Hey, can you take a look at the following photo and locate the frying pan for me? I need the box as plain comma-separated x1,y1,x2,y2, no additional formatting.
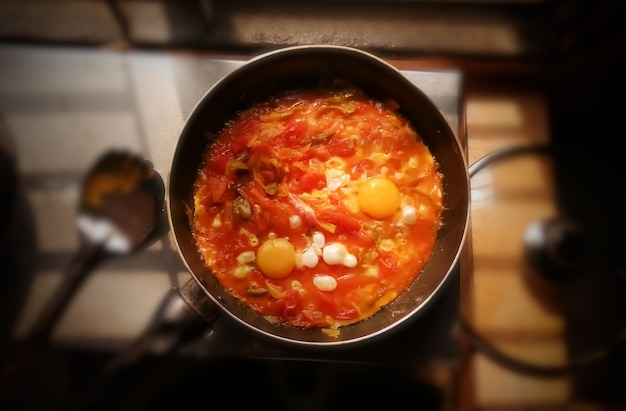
97,46,469,377
163,44,470,348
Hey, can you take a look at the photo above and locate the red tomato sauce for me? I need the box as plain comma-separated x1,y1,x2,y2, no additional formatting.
192,87,443,331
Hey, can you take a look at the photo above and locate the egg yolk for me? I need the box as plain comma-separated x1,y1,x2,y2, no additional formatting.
358,176,400,219
256,238,296,279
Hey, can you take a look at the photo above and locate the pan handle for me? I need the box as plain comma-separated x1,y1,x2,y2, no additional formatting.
106,278,219,373
69,278,220,410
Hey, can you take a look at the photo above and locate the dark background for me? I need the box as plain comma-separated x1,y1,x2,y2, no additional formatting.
1,0,626,409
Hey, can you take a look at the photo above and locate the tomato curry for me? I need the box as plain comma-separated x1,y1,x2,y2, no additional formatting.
191,86,443,332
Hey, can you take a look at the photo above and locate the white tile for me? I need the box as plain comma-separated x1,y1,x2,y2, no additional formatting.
0,45,128,94
14,270,174,342
26,186,81,252
58,270,173,341
9,111,142,174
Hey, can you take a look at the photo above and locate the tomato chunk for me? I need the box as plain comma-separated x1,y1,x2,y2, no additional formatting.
299,172,327,192
316,209,361,235
326,137,356,157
